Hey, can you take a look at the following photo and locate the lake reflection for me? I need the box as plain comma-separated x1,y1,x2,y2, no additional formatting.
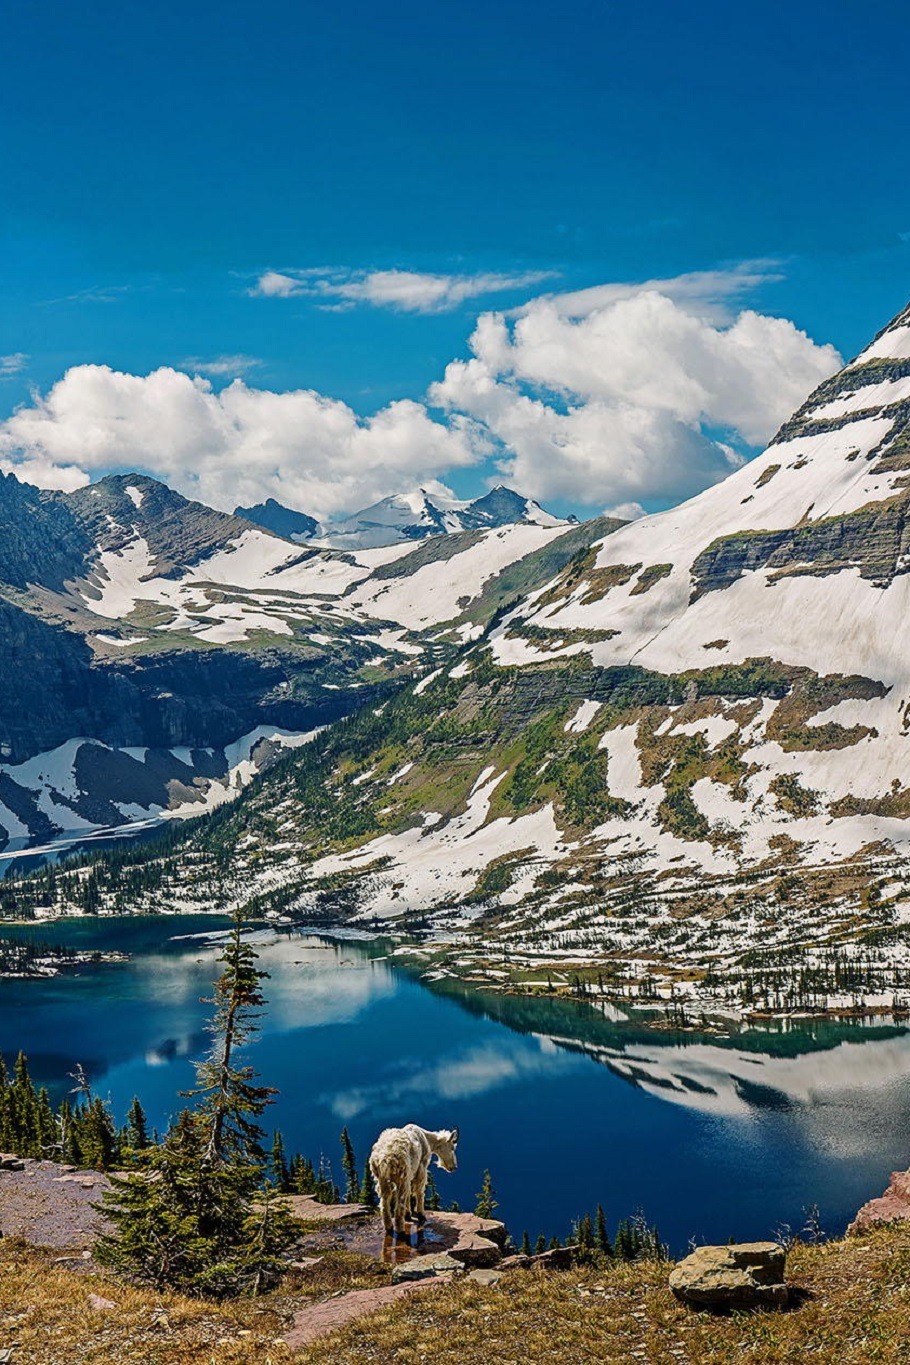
1,916,909,1251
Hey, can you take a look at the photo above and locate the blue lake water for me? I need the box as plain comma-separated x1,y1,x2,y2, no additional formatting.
2,914,910,1252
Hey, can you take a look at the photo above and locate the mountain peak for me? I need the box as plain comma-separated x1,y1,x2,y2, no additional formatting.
234,498,318,542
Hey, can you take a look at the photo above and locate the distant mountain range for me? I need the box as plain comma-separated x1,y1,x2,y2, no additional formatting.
0,470,611,854
236,484,572,550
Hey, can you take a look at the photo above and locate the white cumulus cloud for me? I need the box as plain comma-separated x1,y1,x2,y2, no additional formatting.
250,266,556,312
428,280,841,509
0,365,487,520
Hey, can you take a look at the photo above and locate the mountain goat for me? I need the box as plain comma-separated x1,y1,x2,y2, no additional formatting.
369,1123,459,1237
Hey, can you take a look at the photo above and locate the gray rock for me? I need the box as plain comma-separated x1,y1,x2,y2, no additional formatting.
467,1268,502,1286
669,1242,788,1311
391,1253,466,1283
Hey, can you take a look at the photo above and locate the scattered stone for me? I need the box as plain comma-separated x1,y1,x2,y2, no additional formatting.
288,1256,324,1271
849,1168,910,1233
282,1281,441,1349
467,1268,502,1286
391,1252,465,1283
0,1158,25,1173
669,1242,788,1311
87,1294,115,1312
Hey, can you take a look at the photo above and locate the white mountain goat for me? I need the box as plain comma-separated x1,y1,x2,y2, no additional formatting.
369,1124,459,1237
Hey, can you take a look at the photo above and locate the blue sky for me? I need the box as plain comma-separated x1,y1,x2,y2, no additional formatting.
1,0,908,520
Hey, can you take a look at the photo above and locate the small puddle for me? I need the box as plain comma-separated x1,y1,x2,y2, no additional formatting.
300,1214,454,1265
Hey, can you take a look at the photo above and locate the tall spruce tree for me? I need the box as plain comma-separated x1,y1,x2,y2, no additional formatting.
96,913,297,1297
339,1127,358,1203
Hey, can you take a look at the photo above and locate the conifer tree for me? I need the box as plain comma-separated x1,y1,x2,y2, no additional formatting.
521,1230,532,1256
358,1161,377,1208
595,1203,612,1257
535,1233,547,1254
96,913,297,1297
270,1130,290,1192
339,1126,358,1202
126,1097,150,1152
474,1169,498,1219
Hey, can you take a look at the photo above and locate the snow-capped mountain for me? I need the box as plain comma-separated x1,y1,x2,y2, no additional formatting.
0,471,609,854
234,497,318,541
63,294,910,1016
310,484,570,550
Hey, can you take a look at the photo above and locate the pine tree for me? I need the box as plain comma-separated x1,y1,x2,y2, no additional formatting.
126,1097,150,1153
474,1169,498,1219
96,913,297,1298
270,1131,290,1192
521,1230,532,1255
424,1169,441,1212
358,1161,377,1208
535,1233,547,1254
339,1127,358,1203
595,1203,612,1257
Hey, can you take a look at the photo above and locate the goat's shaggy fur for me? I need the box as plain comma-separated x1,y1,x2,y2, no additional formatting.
369,1124,459,1236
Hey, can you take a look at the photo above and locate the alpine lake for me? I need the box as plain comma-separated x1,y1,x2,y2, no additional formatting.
1,913,909,1253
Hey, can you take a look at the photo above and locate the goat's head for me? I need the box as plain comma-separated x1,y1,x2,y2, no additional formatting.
434,1127,459,1172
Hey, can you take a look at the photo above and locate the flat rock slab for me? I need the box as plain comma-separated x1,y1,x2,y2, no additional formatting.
391,1252,465,1283
669,1242,788,1312
0,1159,112,1250
282,1280,441,1349
850,1169,910,1233
430,1211,509,1249
281,1195,372,1224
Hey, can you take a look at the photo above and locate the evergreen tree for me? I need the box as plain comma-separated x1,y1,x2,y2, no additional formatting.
595,1203,612,1257
126,1097,150,1152
358,1161,377,1208
534,1233,546,1254
521,1230,532,1256
96,913,297,1297
474,1169,498,1219
339,1127,358,1203
424,1168,441,1212
270,1130,290,1192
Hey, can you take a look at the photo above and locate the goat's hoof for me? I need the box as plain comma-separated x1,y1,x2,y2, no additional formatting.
415,1213,427,1226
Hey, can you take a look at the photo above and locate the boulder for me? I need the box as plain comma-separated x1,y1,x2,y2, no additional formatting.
391,1252,465,1283
467,1267,502,1286
500,1246,574,1272
426,1211,507,1267
669,1242,788,1311
430,1210,509,1248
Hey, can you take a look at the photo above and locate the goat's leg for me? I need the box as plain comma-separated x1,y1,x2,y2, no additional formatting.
412,1170,428,1226
379,1182,394,1236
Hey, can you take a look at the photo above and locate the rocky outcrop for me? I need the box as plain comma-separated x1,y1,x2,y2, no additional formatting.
669,1242,788,1311
849,1168,910,1233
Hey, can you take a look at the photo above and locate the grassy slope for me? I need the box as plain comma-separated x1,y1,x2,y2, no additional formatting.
4,1226,910,1362
300,1227,910,1364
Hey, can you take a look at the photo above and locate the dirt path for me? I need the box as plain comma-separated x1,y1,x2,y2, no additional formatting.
0,1159,112,1254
